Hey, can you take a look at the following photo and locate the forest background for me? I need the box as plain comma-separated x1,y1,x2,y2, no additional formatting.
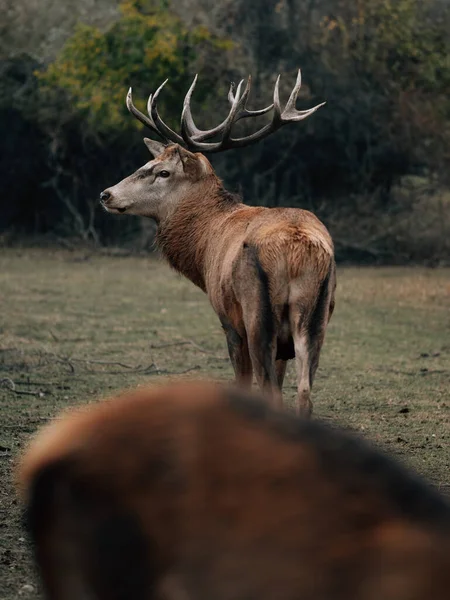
1,0,449,263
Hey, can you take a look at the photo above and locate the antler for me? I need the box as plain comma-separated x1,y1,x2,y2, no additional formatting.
126,70,325,153
180,75,274,144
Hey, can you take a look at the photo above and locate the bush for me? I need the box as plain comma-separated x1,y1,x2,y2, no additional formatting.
2,0,233,244
39,0,233,134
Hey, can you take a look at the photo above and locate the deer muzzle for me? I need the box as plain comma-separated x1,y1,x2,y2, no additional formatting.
100,190,127,213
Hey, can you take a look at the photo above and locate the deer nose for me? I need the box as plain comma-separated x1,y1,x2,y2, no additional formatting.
100,191,111,203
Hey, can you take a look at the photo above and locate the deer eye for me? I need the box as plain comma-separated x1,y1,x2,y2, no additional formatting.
159,170,170,178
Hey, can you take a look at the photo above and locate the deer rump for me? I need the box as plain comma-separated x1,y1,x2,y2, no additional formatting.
207,207,336,415
234,218,334,363
17,382,450,600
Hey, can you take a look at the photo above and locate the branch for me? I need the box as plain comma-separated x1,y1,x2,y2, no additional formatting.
150,339,226,358
69,358,137,369
99,364,202,376
149,365,201,376
1,378,46,397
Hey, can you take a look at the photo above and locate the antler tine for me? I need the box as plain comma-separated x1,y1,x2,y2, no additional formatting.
273,74,283,123
182,75,273,146
180,75,203,139
228,75,274,119
282,68,326,121
228,76,249,111
227,81,236,105
180,76,222,145
181,75,244,142
146,93,155,125
217,79,247,145
284,68,302,114
181,76,260,151
126,88,168,140
148,79,184,145
207,76,283,151
181,77,246,145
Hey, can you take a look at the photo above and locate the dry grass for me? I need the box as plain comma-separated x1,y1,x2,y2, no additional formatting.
0,249,449,598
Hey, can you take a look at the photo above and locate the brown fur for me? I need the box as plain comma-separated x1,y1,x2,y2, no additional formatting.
102,144,336,415
17,380,450,600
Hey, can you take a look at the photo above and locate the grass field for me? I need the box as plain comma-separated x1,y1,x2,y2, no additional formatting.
1,248,449,598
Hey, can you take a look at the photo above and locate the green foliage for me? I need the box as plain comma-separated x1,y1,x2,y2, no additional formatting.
280,0,450,194
317,0,450,93
38,0,233,133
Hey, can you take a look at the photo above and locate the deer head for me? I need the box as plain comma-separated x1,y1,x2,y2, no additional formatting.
100,71,325,221
100,141,213,221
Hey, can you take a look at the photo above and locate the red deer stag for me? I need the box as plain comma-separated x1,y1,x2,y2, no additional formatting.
17,381,450,600
100,71,336,416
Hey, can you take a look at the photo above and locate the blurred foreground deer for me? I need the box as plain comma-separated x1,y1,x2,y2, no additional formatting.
17,381,450,600
101,71,335,416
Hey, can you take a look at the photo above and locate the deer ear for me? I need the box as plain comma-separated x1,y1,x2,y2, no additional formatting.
196,154,214,176
176,146,211,179
143,138,166,158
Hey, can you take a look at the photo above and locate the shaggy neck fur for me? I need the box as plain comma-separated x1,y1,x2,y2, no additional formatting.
156,176,242,291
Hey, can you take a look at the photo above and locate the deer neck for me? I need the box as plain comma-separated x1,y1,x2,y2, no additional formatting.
156,178,242,292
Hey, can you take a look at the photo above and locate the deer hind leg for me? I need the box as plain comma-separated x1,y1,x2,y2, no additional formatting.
234,243,283,408
247,329,281,410
238,259,282,408
275,359,288,388
220,318,253,390
290,265,335,418
240,295,280,406
292,330,313,418
292,310,331,418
